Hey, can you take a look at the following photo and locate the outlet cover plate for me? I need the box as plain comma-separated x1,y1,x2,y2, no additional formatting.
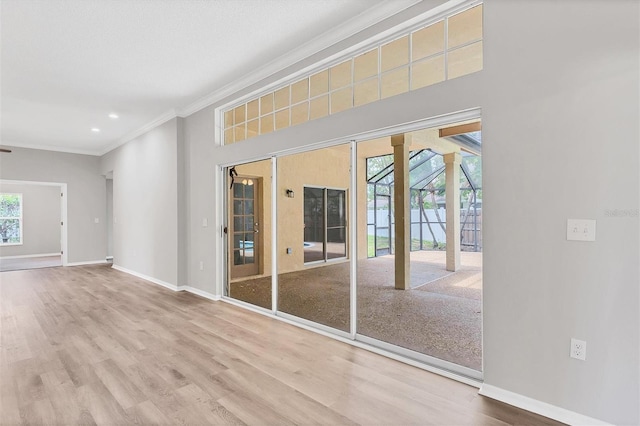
570,338,587,360
567,219,596,241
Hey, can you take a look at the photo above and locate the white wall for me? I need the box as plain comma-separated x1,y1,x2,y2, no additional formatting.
179,1,638,424
0,183,61,257
0,147,106,263
100,118,184,287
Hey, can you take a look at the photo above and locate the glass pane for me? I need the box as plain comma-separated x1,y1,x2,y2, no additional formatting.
227,159,272,310
277,144,351,333
354,48,378,82
354,78,379,107
447,41,483,79
233,249,244,265
244,200,254,215
234,124,246,143
291,102,309,126
291,78,309,104
275,86,290,111
233,234,242,249
330,87,353,115
224,110,233,128
381,35,409,72
0,219,20,244
411,55,445,90
412,21,445,61
247,119,259,139
234,105,246,124
357,128,483,373
275,109,290,130
309,70,329,97
309,95,329,120
260,93,274,115
233,200,243,215
260,114,274,135
327,227,346,260
327,190,346,227
247,99,259,120
234,216,243,233
245,181,254,198
224,127,234,144
448,5,483,49
381,67,409,99
330,60,352,90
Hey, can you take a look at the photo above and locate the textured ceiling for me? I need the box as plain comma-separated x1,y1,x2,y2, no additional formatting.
1,0,416,155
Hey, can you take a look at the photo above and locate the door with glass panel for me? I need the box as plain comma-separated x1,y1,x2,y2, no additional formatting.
230,176,261,279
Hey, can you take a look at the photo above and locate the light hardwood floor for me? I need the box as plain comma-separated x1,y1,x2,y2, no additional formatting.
0,265,562,425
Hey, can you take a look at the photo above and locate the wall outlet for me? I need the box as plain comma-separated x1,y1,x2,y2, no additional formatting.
286,247,292,254
570,338,586,360
199,261,204,271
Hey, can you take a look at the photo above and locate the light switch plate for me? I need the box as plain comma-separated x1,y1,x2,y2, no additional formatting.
567,219,596,241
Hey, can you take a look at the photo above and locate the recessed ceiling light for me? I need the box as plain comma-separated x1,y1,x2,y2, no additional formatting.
108,113,119,119
91,128,100,132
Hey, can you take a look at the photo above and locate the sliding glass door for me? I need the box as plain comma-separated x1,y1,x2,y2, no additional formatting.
303,187,347,263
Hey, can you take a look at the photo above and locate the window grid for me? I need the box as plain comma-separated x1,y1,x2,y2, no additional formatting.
223,4,482,145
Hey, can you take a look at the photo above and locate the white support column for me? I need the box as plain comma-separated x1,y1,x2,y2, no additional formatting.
444,152,461,272
391,134,410,290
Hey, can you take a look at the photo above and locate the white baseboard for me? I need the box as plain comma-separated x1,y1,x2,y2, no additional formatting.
178,285,220,301
112,265,179,291
65,259,108,266
112,265,219,301
0,252,60,260
479,384,612,426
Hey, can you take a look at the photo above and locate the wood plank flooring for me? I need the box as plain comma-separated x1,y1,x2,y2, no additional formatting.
0,265,562,425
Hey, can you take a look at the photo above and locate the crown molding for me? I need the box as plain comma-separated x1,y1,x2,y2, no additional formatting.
178,0,421,117
98,109,178,156
0,141,102,156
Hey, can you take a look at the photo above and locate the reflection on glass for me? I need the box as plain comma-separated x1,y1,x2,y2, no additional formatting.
227,159,272,310
304,187,325,263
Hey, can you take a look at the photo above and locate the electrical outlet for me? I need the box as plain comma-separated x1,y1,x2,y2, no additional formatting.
199,261,204,271
570,338,586,360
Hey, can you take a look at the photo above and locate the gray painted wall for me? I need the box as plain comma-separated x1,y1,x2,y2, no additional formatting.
0,183,61,257
181,1,639,424
106,179,113,257
100,118,183,286
0,148,106,264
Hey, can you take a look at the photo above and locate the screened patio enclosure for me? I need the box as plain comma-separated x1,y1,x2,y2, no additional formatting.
366,131,482,258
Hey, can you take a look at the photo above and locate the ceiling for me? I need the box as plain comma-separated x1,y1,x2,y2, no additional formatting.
1,0,418,156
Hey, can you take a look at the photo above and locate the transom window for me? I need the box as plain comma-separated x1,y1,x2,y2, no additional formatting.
222,3,483,145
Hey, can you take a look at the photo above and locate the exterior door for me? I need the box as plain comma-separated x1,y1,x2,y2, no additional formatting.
230,176,261,279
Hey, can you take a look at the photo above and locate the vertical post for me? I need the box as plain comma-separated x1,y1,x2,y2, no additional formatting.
444,152,461,272
391,134,410,290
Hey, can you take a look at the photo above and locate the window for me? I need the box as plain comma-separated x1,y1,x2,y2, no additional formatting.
222,4,483,145
0,193,23,245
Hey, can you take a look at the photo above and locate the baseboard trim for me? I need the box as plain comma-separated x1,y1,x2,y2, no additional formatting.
112,265,179,291
479,384,612,426
178,285,220,301
111,265,219,301
66,259,108,267
0,252,60,260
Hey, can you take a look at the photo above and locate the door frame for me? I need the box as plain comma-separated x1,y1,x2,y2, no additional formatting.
0,179,67,266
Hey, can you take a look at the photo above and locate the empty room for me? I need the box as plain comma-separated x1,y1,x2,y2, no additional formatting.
1,1,638,425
